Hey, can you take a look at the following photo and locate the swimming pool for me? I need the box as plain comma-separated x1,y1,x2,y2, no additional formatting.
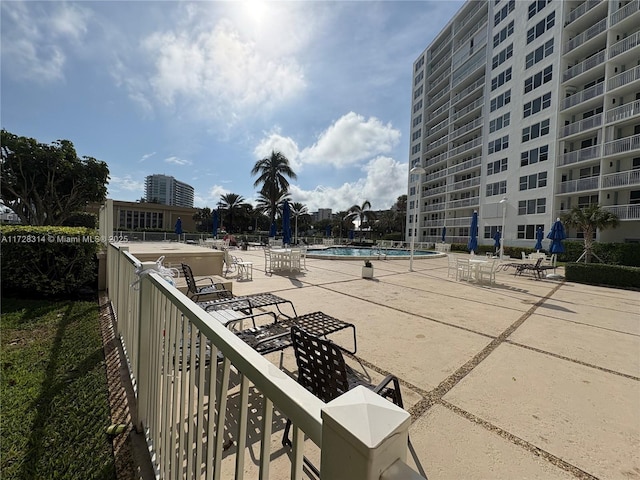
306,246,442,260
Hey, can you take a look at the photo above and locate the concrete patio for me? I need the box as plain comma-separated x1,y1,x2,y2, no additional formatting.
191,246,639,479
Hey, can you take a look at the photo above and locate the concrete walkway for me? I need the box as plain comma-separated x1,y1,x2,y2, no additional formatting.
212,247,639,479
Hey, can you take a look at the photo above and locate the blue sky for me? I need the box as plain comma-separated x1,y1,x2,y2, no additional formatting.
1,0,463,212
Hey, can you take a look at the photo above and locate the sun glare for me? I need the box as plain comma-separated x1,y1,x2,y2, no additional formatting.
243,0,269,24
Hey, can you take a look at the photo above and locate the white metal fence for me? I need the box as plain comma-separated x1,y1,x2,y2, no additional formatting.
106,243,423,479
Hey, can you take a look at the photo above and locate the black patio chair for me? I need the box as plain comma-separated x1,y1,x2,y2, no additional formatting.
181,263,232,302
282,325,425,477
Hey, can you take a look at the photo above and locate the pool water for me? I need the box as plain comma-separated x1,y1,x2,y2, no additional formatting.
306,246,439,259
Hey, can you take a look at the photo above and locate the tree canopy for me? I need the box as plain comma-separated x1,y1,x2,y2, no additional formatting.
1,129,109,225
561,204,619,263
251,151,297,225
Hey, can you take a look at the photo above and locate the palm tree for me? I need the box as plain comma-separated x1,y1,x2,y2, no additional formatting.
347,200,376,240
219,193,247,233
561,204,619,263
251,151,297,225
290,202,308,244
192,207,212,232
255,190,291,229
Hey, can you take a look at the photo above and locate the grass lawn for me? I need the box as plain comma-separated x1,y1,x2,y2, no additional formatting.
1,297,116,480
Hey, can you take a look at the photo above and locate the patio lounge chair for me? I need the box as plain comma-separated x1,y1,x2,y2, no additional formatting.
181,263,232,302
282,325,426,478
198,292,298,319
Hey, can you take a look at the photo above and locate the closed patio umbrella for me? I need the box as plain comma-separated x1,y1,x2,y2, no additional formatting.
547,218,566,254
212,210,219,238
493,230,501,252
282,201,291,245
269,221,277,238
535,226,544,251
441,226,447,243
326,225,331,237
467,211,478,253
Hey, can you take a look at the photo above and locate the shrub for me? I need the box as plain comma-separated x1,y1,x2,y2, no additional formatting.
565,262,640,290
0,226,99,298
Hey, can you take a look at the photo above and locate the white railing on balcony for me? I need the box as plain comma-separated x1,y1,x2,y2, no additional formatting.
431,33,452,58
602,203,640,220
452,48,486,88
429,169,449,181
448,155,482,175
451,77,485,104
449,137,482,157
451,117,483,140
429,85,449,104
558,145,602,166
601,169,640,188
106,244,422,480
565,0,602,26
560,113,602,138
425,203,446,212
610,0,640,26
447,197,480,209
606,99,640,124
563,50,606,82
427,118,449,137
447,216,473,227
428,100,450,120
563,18,607,53
561,82,604,110
609,30,640,58
608,64,640,91
425,151,448,168
557,176,600,194
428,68,451,91
451,98,483,121
430,54,451,76
426,135,449,152
446,176,481,193
603,133,640,156
426,184,447,195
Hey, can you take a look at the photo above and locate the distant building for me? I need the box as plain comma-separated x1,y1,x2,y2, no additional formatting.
145,174,194,208
312,208,333,222
86,199,197,231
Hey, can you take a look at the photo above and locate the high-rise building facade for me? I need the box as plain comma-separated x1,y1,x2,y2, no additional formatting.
145,174,194,208
408,0,640,249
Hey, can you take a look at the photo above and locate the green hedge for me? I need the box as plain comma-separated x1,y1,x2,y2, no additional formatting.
565,262,640,290
0,226,99,298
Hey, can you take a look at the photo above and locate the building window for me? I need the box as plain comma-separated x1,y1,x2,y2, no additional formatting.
519,171,548,191
493,20,514,48
517,223,546,239
492,44,513,69
522,119,550,142
526,11,555,44
494,0,515,26
524,65,553,93
525,39,554,69
486,180,507,196
488,135,509,154
490,112,511,133
487,158,508,175
528,0,552,19
521,145,549,166
578,195,599,207
491,67,513,91
523,92,552,117
490,89,511,112
518,198,546,215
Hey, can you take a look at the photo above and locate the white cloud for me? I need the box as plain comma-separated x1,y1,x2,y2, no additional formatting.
109,175,145,195
253,131,301,169
0,2,90,83
165,156,192,166
139,152,156,162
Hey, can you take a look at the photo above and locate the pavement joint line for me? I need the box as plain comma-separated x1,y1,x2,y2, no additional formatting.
531,312,640,338
440,400,599,480
504,340,640,381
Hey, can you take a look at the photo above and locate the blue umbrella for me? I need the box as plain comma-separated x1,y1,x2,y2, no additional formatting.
282,201,291,245
547,218,566,254
441,226,447,242
348,229,355,240
535,227,544,251
175,217,183,235
467,211,478,253
269,221,277,237
212,211,219,238
326,225,332,237
493,230,501,250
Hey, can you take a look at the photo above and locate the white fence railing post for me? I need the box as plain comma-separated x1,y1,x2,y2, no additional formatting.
320,386,417,480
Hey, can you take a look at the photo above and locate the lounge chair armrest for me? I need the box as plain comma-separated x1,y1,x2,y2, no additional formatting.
372,374,404,408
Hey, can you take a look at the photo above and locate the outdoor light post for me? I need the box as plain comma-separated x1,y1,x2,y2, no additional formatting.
499,196,508,260
409,165,426,271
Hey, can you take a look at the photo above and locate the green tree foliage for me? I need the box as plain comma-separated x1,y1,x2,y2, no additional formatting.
561,204,619,263
193,207,212,232
1,130,109,225
347,200,376,239
251,151,297,225
218,193,249,233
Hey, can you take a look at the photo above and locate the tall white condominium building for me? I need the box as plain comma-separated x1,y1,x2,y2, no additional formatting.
145,174,194,208
408,0,640,249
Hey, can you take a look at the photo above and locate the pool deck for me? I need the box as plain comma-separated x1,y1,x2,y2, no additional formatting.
124,245,640,479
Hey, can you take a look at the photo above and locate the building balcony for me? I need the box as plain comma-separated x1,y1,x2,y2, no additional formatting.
425,203,446,212
447,176,481,193
431,33,452,59
426,135,449,153
561,82,604,110
451,98,483,121
563,50,606,82
601,169,640,189
428,85,450,105
607,65,640,91
558,144,602,167
603,133,640,157
606,99,640,124
563,17,607,54
425,185,447,195
427,119,449,137
565,0,602,27
451,48,486,88
451,76,485,105
602,203,640,220
425,151,448,168
447,216,473,227
429,169,449,181
428,68,451,92
429,53,452,76
450,117,483,141
557,176,600,194
449,137,482,158
447,197,480,209
448,156,482,175
609,30,640,59
560,113,602,138
610,0,640,26
428,100,450,121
